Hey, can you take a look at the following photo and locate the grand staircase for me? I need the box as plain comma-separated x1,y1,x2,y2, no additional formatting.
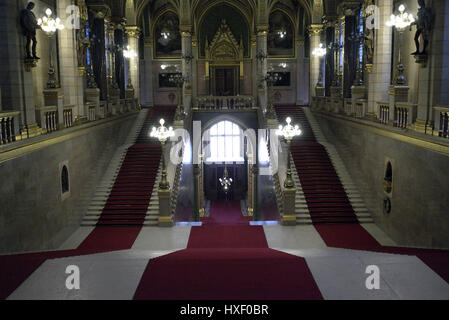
82,106,176,227
274,105,373,224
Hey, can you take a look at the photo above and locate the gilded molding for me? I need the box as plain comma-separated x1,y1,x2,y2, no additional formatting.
308,24,324,35
125,26,141,38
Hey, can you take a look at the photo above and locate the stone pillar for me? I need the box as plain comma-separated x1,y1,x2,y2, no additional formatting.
125,26,140,103
296,39,308,105
0,0,39,136
58,0,84,118
256,26,268,112
251,36,258,99
192,35,198,104
193,164,200,222
252,165,259,221
368,0,392,117
246,159,254,216
413,0,449,134
158,188,173,227
142,37,154,107
309,24,324,100
43,89,65,129
282,187,296,226
181,30,193,115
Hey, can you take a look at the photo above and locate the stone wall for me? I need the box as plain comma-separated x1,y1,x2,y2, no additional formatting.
0,113,138,254
316,114,449,249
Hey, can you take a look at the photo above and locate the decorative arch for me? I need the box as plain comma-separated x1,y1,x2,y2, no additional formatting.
268,9,295,57
197,2,251,58
201,115,257,163
152,9,182,58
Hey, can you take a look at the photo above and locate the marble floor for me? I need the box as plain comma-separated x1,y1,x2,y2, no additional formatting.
6,223,449,300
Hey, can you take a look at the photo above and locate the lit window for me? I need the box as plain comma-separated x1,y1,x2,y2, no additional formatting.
206,121,243,162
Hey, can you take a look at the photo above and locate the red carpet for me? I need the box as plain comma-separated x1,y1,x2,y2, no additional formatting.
0,106,176,300
133,200,323,300
275,106,449,284
315,224,449,284
133,248,323,300
275,106,358,224
96,106,175,226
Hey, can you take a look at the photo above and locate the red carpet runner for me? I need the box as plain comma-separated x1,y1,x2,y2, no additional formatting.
275,106,449,283
0,106,176,300
275,105,358,224
133,200,323,300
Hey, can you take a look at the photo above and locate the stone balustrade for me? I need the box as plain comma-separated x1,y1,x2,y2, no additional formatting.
87,103,97,121
394,103,417,129
355,99,367,118
377,101,390,125
63,105,75,128
195,95,255,111
36,106,58,133
433,106,449,138
0,111,20,145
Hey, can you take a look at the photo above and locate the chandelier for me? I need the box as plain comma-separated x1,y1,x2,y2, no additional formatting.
276,117,302,189
312,43,326,57
386,4,415,31
37,8,65,36
150,119,175,143
123,45,137,59
385,4,415,85
219,167,233,192
150,119,174,190
276,117,302,142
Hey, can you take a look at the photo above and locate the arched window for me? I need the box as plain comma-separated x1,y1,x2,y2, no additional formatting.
61,165,69,194
206,120,243,162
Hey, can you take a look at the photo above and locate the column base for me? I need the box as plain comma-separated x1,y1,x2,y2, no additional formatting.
158,216,174,227
174,119,184,129
281,215,297,226
411,119,432,135
266,118,278,129
21,123,42,139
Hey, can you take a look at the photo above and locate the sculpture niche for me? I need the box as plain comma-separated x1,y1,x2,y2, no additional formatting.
20,2,41,60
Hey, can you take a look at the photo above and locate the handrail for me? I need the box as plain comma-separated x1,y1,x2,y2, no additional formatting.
196,95,255,110
0,111,20,145
434,106,449,138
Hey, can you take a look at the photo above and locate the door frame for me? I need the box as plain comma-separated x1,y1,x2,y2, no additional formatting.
210,65,240,96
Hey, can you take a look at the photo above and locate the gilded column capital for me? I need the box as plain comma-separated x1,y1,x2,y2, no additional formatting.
308,24,324,35
179,24,192,34
125,26,141,38
181,31,192,38
256,24,269,35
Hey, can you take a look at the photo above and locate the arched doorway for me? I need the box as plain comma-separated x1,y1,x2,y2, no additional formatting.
202,120,249,201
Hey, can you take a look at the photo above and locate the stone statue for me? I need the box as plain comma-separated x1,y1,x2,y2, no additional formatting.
363,26,374,65
20,2,41,59
362,0,375,65
410,0,432,55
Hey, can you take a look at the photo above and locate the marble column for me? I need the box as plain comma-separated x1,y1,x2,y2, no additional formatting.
181,30,193,115
309,24,324,100
58,0,85,118
414,0,449,134
296,39,308,105
251,36,258,99
125,26,141,103
256,26,268,112
142,37,154,107
0,0,39,136
368,0,392,117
